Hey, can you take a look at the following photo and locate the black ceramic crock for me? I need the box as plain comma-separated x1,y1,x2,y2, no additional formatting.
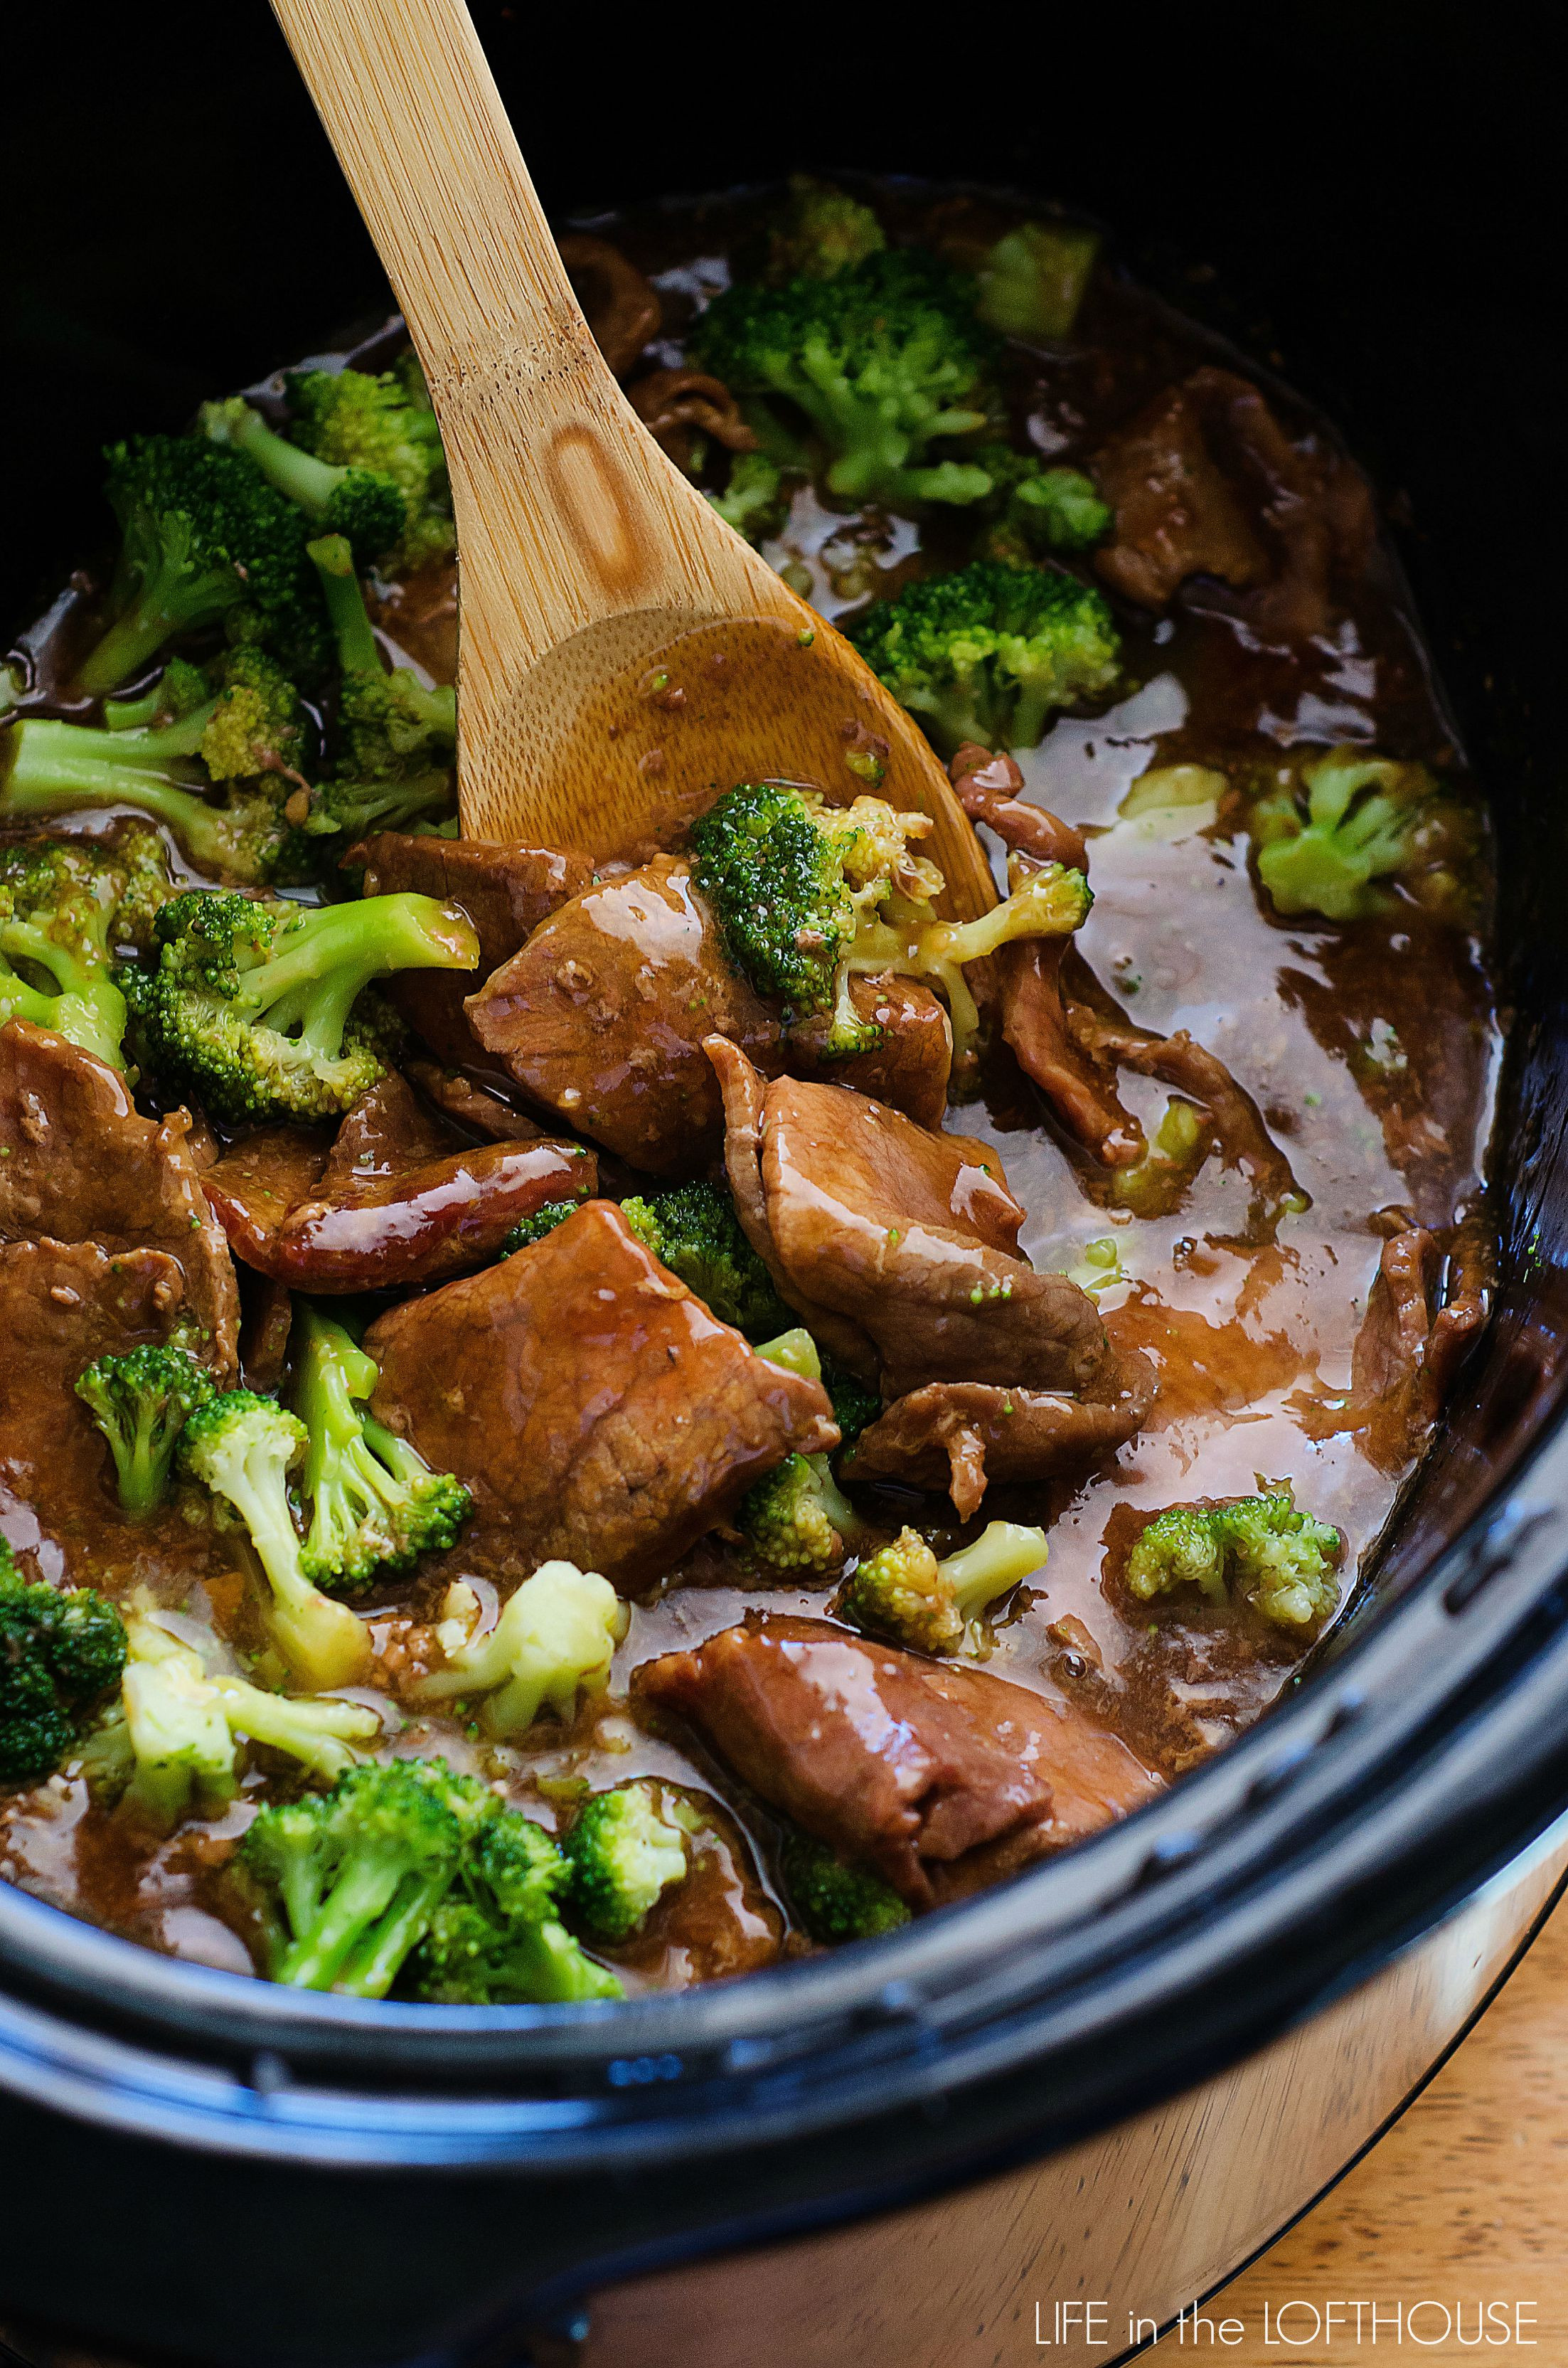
1,7,1565,2363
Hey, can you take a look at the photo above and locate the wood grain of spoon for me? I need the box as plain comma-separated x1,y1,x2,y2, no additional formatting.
267,0,994,917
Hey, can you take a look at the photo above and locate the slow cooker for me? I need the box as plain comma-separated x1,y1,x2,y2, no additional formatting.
1,7,1563,2364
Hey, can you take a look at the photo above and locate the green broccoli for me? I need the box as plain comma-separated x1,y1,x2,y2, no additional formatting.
0,836,134,1071
1251,749,1483,925
1110,1098,1210,1219
304,534,457,841
285,361,454,570
407,1791,623,2005
105,820,182,952
414,1559,626,1738
292,1305,471,1591
74,433,326,695
708,451,791,544
238,1757,472,1995
119,1610,380,1829
754,1325,879,1448
74,1342,216,1520
0,653,317,887
836,1519,1048,1654
846,559,1121,754
201,396,406,563
1124,1486,1344,1631
690,249,998,507
768,176,886,281
503,1199,587,1255
563,1780,689,1941
973,445,1111,561
178,1390,370,1689
780,1829,910,1943
621,1178,793,1337
0,1543,128,1785
974,221,1099,341
691,775,1090,1065
124,886,478,1125
740,1451,861,1577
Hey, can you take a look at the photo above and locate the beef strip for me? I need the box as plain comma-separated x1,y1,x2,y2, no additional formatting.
557,234,662,377
1091,368,1374,642
0,1019,238,1375
785,975,954,1130
1333,1223,1490,1471
707,1043,1115,1401
363,1200,838,1589
843,1365,1157,1518
950,747,1143,1166
202,1075,596,1293
351,833,593,1075
467,856,782,1175
403,1060,547,1143
0,1239,191,1556
626,367,759,473
636,1615,1162,1907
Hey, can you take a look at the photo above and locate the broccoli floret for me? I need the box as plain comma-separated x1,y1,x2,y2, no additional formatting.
285,362,454,570
125,886,478,1125
846,559,1121,755
740,1453,862,1577
0,835,133,1070
690,249,998,508
178,1389,370,1689
293,1305,471,1591
768,176,887,282
503,1199,587,1255
1251,748,1483,925
201,396,405,563
974,445,1111,561
780,1829,910,1943
823,1361,881,1445
563,1780,689,1941
836,1519,1047,1655
414,1560,626,1738
74,1342,216,1520
2,649,318,887
975,221,1099,341
0,1545,128,1785
621,1177,794,1337
407,1794,623,2005
75,433,326,695
708,451,791,544
1124,1486,1343,1631
100,655,211,733
119,1610,380,1829
691,775,1089,1067
304,534,457,841
238,1757,473,1995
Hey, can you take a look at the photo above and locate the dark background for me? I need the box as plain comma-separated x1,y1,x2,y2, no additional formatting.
0,1,1558,876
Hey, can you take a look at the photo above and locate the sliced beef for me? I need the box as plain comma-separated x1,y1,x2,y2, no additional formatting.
0,1019,238,1375
351,833,592,1073
1091,367,1375,641
1339,1223,1489,1471
708,1044,1114,1401
403,1060,547,1143
843,1366,1157,1517
949,748,1143,1167
202,1076,595,1293
636,1615,1162,1907
0,1239,190,1553
363,1200,838,1589
467,856,781,1175
558,234,662,378
786,975,954,1131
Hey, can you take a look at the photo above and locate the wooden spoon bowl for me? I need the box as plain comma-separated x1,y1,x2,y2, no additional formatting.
269,0,994,915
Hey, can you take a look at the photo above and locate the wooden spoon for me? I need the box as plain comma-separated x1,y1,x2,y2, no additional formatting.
267,0,994,916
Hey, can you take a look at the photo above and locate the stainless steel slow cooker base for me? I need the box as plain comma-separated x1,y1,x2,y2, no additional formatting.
578,1820,1568,2368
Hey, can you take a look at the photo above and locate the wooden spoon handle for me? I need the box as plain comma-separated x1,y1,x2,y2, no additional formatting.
267,0,783,669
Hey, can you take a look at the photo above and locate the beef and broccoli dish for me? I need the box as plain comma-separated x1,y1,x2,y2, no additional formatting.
0,177,1498,2002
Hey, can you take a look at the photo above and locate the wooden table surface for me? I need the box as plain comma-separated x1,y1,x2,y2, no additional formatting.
1157,1890,1568,2364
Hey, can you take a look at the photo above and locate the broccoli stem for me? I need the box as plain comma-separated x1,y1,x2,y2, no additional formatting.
204,399,348,525
76,577,235,699
307,533,383,676
278,1851,422,1992
1,714,278,882
245,896,476,1054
